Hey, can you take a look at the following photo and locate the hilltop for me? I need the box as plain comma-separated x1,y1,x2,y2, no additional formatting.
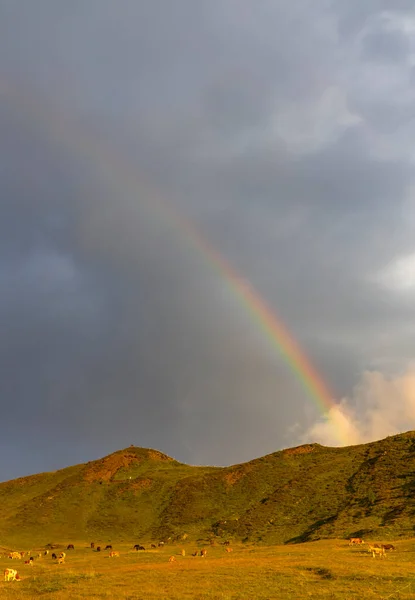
0,433,414,547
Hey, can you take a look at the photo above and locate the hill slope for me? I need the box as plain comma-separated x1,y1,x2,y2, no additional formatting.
1,434,415,546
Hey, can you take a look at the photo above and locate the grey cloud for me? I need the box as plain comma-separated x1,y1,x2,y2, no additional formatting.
0,1,415,478
333,0,415,38
361,29,410,63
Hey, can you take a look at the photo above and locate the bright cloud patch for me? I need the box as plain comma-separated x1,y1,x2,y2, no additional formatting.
301,365,415,447
376,252,415,292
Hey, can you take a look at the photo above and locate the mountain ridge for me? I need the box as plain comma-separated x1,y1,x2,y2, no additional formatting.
1,432,414,546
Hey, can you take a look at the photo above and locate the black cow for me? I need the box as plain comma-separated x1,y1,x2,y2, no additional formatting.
105,545,112,550
151,544,157,549
96,546,101,552
90,542,95,549
67,544,74,550
51,553,57,559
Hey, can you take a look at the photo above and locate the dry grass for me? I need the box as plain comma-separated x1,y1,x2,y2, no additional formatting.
0,538,415,599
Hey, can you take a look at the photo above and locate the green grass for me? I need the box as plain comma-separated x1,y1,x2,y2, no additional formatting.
1,539,415,599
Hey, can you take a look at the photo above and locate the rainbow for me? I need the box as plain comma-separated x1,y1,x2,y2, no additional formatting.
2,80,348,443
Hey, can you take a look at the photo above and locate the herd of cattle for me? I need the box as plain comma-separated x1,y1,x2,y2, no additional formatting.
1,537,399,581
348,537,396,557
1,540,230,581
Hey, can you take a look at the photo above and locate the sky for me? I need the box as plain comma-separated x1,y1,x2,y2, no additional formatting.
1,1,415,481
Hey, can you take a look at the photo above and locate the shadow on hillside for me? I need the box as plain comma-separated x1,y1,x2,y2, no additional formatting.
284,515,337,544
381,505,405,526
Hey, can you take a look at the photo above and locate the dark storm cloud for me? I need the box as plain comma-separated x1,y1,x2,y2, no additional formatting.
1,1,415,478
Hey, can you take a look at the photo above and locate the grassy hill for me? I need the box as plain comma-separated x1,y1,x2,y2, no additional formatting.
1,433,414,547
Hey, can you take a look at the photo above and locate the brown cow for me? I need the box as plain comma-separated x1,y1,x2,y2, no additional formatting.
24,559,33,566
225,547,233,553
67,544,74,550
109,551,120,557
382,544,395,551
349,537,364,545
105,545,112,550
90,542,95,549
200,548,207,557
57,557,65,564
168,555,176,562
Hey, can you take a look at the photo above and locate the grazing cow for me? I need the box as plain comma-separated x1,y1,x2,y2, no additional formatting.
200,548,207,557
4,568,20,581
44,550,49,556
151,544,157,549
191,550,198,556
224,540,230,546
109,551,120,557
67,544,74,550
133,544,140,551
158,542,165,547
57,557,65,564
9,552,22,560
382,544,395,551
59,552,66,560
90,542,95,549
168,555,176,562
105,545,112,550
368,545,385,558
51,553,57,560
349,537,364,545
24,559,33,566
225,547,233,553
96,546,101,552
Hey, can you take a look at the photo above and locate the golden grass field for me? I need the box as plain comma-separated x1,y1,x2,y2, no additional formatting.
0,539,415,599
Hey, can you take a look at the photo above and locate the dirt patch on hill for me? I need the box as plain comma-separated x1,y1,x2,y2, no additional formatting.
83,452,142,483
283,444,316,456
147,450,174,462
131,478,152,490
115,478,153,496
223,470,245,486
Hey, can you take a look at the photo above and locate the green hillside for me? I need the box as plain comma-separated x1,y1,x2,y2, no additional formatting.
1,434,414,547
